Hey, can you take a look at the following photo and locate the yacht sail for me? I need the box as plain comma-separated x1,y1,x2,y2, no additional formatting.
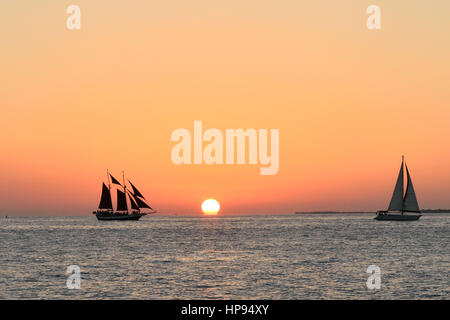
375,156,421,221
388,161,404,211
403,164,420,212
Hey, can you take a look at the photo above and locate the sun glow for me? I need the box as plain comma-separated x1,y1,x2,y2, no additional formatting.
201,199,220,215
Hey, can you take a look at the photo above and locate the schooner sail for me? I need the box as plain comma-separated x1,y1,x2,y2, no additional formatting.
93,171,156,221
98,183,113,210
375,156,422,221
116,190,128,212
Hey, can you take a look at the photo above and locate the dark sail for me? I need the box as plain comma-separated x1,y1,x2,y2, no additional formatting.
98,183,113,210
403,164,420,212
110,174,122,186
116,190,128,211
388,161,404,211
128,194,139,210
128,180,145,199
131,192,153,210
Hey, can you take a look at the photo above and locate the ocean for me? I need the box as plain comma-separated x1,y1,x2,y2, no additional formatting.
0,214,448,299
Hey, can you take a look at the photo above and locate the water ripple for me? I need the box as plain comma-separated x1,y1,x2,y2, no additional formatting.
0,214,448,299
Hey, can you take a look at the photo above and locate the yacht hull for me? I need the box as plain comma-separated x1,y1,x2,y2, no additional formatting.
374,213,421,221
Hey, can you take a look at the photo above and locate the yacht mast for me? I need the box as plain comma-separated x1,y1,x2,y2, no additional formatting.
401,155,404,215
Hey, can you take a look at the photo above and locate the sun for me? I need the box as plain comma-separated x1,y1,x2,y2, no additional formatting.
201,199,220,215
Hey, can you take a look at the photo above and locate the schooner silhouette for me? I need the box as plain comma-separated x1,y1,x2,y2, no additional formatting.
93,171,156,221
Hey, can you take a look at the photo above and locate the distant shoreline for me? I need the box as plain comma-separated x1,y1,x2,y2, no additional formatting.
295,211,374,215
295,209,450,214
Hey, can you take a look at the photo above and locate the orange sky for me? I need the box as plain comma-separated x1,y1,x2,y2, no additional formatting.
1,1,450,215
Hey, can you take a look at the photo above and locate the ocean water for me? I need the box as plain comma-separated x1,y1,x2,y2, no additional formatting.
0,214,448,299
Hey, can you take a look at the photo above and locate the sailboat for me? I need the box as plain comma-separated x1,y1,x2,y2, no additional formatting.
93,171,156,221
375,156,422,221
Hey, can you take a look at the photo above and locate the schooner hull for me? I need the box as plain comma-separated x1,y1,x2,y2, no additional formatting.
95,213,145,221
374,213,421,221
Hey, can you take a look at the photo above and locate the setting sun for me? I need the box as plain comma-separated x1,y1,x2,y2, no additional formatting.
201,199,220,215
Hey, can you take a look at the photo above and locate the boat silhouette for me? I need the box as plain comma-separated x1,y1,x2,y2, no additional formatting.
375,156,421,221
93,171,156,221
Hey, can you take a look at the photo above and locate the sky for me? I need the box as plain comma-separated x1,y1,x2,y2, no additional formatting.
1,1,450,215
